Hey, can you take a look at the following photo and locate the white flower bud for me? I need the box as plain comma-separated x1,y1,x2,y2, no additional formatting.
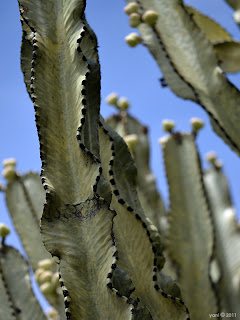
40,282,54,295
51,272,60,289
205,151,217,164
129,13,141,28
162,119,175,133
105,92,118,105
3,158,17,169
38,258,54,270
117,97,130,111
214,160,223,170
39,271,53,284
125,33,142,47
124,2,139,15
34,268,45,283
233,10,240,24
2,167,17,181
190,117,205,132
142,10,159,26
0,223,10,238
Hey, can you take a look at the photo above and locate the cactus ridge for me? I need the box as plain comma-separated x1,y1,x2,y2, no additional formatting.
18,175,40,225
0,245,47,320
75,24,100,163
162,133,218,318
0,256,17,319
58,273,71,320
135,0,240,155
99,120,190,319
106,207,135,313
194,141,221,314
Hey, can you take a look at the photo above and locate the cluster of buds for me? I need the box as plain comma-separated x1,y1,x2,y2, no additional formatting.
105,93,130,111
124,2,159,47
2,158,18,181
205,151,223,170
190,117,205,136
34,259,60,297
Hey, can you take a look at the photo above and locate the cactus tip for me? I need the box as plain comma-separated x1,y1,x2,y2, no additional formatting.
206,151,217,164
206,151,223,169
0,223,10,240
124,134,138,153
190,117,205,133
2,158,17,168
158,136,169,146
2,158,18,181
162,119,175,133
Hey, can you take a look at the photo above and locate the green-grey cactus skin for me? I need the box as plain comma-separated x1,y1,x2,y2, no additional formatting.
5,172,50,271
126,0,240,156
184,6,240,73
5,171,64,320
225,0,240,10
0,244,47,320
18,0,189,318
98,120,188,319
106,112,167,236
160,133,218,319
204,167,240,318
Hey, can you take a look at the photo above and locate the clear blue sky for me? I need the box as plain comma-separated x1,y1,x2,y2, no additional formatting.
1,0,240,312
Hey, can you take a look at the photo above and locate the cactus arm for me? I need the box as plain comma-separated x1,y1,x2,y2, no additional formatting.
213,41,240,73
99,120,188,319
5,172,51,271
204,168,240,315
184,6,232,44
0,273,15,320
0,245,47,320
225,0,240,10
161,133,218,319
19,1,135,318
5,170,65,318
19,0,99,203
128,0,240,155
106,113,167,234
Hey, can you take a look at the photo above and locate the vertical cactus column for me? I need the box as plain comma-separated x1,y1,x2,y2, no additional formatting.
159,126,218,319
0,226,47,320
204,159,240,317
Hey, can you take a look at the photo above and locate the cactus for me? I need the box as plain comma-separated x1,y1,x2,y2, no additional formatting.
1,0,240,319
125,0,240,155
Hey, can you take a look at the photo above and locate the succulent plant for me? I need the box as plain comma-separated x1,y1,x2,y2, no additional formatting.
1,0,240,319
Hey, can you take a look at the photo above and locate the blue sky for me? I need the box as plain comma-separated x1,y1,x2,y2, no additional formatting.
1,0,240,312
